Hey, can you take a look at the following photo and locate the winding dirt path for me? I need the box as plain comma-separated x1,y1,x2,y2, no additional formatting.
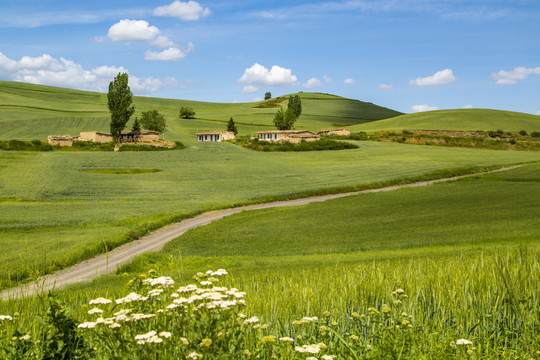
1,167,515,300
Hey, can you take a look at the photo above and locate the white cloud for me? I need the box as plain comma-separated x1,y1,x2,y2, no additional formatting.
238,63,297,87
323,75,332,84
379,83,395,90
303,77,322,88
464,104,473,109
154,1,211,21
107,19,173,47
412,104,439,112
492,66,540,85
145,43,194,62
242,85,258,93
344,78,355,84
536,110,540,115
251,96,264,102
0,52,177,95
409,69,456,86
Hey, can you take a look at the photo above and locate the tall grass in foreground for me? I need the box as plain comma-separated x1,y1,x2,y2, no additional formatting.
1,248,538,359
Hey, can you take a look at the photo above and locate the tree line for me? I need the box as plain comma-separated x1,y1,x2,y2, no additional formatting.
107,73,302,140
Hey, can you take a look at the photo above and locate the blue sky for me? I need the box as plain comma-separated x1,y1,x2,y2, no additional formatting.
0,0,539,114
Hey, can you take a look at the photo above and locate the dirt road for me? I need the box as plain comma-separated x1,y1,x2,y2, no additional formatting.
0,167,513,300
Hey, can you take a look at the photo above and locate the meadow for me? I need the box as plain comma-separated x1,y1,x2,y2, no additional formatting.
1,81,540,358
0,164,538,359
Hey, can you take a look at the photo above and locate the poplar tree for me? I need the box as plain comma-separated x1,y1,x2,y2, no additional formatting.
108,73,135,142
227,117,238,135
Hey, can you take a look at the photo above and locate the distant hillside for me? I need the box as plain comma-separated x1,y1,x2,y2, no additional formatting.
352,109,540,132
0,81,401,140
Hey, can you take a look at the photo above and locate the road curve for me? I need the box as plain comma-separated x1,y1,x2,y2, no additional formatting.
1,167,515,300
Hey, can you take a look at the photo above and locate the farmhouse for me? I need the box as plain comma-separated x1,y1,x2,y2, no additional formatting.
196,131,236,142
47,130,160,146
258,130,320,143
47,135,74,147
318,128,351,136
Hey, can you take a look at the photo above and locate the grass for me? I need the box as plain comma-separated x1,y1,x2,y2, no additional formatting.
80,168,160,175
352,109,540,132
0,82,401,141
1,164,539,358
1,141,540,287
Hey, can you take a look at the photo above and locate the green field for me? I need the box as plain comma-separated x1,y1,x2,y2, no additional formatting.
1,81,540,358
353,109,540,132
0,81,401,141
1,164,538,358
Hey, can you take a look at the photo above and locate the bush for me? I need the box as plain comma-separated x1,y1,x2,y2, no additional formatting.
178,107,195,119
531,131,540,138
234,138,358,152
519,130,527,136
496,129,504,134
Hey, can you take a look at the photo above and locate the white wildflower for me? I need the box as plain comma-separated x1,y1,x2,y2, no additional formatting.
143,276,175,287
0,315,13,321
199,281,213,286
115,292,148,304
456,339,473,345
159,331,172,338
212,269,228,276
306,357,317,360
147,288,164,297
87,307,104,315
114,309,132,316
177,284,198,293
322,356,337,360
295,343,325,354
243,316,259,325
301,316,318,322
280,337,294,342
19,335,31,341
186,352,202,360
77,322,97,329
109,323,121,329
89,297,112,305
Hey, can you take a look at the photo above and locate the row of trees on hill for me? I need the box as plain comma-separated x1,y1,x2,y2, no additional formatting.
108,73,302,140
273,95,302,130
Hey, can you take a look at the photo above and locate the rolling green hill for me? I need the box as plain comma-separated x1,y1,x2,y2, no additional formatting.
0,81,401,140
352,108,540,132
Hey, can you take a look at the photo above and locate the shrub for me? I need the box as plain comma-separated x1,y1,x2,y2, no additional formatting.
402,130,412,135
496,129,504,134
178,107,195,119
531,131,540,138
519,130,527,136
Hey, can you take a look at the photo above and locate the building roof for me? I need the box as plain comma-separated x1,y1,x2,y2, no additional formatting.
196,131,234,135
257,130,316,135
318,128,350,132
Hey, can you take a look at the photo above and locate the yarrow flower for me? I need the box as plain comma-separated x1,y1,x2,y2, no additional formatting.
87,307,104,314
77,322,97,329
280,337,294,342
135,330,163,345
295,343,326,354
243,316,260,325
143,276,175,288
115,292,148,304
186,352,202,360
0,315,13,321
89,297,112,305
456,339,473,345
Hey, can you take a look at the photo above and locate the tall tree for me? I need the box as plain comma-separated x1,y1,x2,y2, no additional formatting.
131,117,141,132
227,117,238,135
273,107,297,130
288,95,302,119
108,73,135,142
264,92,272,100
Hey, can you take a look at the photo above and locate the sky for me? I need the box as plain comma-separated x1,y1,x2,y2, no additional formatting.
0,0,539,114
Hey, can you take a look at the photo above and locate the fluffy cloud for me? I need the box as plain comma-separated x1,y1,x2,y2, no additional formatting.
492,66,540,85
154,1,211,21
145,42,194,62
344,78,355,84
242,85,258,93
303,77,322,88
107,19,173,47
411,104,439,112
409,69,456,86
0,52,177,95
238,63,297,87
378,83,395,90
323,75,332,84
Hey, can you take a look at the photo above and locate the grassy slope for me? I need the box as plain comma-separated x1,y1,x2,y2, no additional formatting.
0,81,401,140
352,109,540,132
2,141,539,286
